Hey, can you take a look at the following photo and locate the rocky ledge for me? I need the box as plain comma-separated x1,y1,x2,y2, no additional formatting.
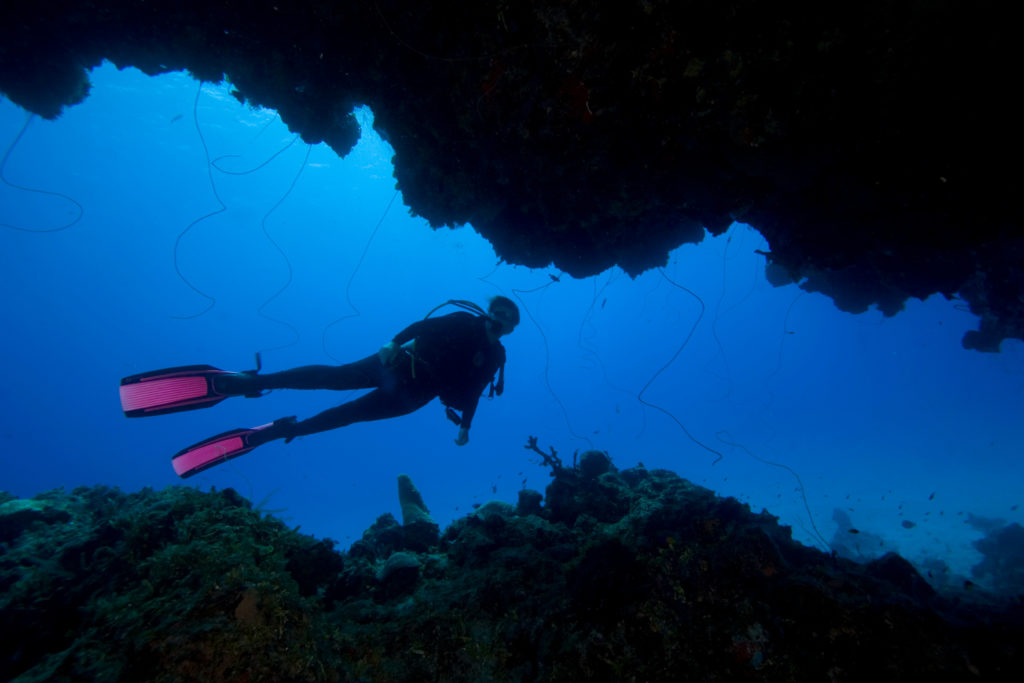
1,1,1021,350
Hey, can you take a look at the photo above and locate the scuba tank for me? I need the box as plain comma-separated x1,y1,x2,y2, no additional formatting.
420,299,506,425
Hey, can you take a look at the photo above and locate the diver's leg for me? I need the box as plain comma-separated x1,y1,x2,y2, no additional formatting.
291,385,436,436
249,386,436,446
217,354,384,394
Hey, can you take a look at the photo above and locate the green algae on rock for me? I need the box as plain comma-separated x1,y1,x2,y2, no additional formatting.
1,463,1021,681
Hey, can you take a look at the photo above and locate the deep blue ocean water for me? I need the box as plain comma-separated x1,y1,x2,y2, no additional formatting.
2,63,1021,583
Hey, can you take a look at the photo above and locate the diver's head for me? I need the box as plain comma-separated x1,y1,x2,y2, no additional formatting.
487,295,519,338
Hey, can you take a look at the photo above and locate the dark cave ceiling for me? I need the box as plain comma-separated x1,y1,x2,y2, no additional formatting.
1,1,1020,350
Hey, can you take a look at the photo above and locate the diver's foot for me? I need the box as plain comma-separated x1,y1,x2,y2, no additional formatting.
214,371,262,397
249,416,299,447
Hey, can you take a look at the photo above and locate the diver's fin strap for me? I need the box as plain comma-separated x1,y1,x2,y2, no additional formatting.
241,351,266,398
215,371,266,398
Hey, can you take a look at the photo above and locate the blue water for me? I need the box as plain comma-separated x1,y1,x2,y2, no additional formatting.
2,63,1021,582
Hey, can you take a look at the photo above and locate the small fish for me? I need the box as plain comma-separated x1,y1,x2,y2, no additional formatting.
929,492,936,501
848,528,860,534
901,520,917,529
170,113,183,123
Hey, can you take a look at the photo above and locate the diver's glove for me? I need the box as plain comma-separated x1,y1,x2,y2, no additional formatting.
378,341,400,366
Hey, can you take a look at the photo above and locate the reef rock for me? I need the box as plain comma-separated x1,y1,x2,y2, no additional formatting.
2,459,1022,681
397,473,440,552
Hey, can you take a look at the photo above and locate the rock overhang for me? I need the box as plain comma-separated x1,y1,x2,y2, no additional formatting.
1,0,1019,349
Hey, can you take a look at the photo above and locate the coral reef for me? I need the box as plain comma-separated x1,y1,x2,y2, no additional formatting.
972,523,1024,596
1,1,1021,349
395,473,439,552
0,487,341,682
2,457,1021,681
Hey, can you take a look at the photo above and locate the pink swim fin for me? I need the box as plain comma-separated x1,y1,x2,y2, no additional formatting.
119,365,233,417
171,423,272,478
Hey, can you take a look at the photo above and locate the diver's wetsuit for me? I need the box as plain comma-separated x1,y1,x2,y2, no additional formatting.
243,312,505,441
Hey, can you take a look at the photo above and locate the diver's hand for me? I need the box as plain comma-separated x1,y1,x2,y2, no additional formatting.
455,427,469,446
378,341,399,365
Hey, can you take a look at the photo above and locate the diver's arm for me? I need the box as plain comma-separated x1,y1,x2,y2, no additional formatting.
450,395,479,445
382,318,440,364
391,316,447,345
459,398,479,432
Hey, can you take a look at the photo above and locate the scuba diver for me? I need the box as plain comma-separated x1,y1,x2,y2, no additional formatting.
119,297,520,478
